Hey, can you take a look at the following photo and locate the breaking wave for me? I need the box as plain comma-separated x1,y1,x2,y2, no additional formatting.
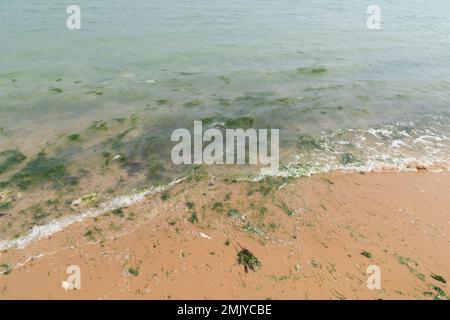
0,178,185,251
280,113,450,177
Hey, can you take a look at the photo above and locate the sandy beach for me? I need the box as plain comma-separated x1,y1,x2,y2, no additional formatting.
0,170,448,300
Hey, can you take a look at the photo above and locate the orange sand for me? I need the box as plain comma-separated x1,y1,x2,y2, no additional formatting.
0,171,449,299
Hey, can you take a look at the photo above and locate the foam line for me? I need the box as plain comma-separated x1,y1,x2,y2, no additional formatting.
0,178,185,251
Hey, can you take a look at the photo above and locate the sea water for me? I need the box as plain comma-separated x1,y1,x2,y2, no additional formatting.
1,0,450,240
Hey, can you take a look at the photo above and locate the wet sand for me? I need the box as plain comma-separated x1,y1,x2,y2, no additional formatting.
0,171,449,299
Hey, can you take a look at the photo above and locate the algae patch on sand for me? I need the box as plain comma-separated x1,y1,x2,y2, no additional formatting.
0,149,26,174
361,251,373,259
237,248,261,272
7,152,68,190
67,134,81,143
0,263,12,275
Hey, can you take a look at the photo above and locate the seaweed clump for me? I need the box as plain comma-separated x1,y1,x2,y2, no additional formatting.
361,251,373,259
0,264,12,275
224,116,255,129
8,152,68,190
431,273,447,284
340,152,358,165
296,66,327,75
237,248,261,273
67,134,81,143
296,134,322,149
0,149,26,174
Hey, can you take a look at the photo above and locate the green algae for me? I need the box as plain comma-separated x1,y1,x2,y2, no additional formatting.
8,152,67,190
103,127,136,150
84,226,102,241
90,120,108,131
431,273,446,284
215,98,231,107
161,192,170,201
200,117,216,126
147,158,165,182
86,90,103,95
129,114,139,126
218,75,230,84
102,151,112,167
396,255,427,281
251,177,291,196
184,99,202,108
0,201,12,210
296,66,327,75
259,207,267,217
30,204,48,222
0,189,13,210
0,149,26,174
67,134,81,143
268,222,278,231
423,291,434,297
128,267,140,277
340,152,358,165
277,201,294,216
188,211,198,224
237,248,261,272
397,255,415,267
113,117,126,123
227,208,239,217
156,99,170,105
74,193,99,206
125,161,144,176
0,264,12,275
243,222,264,236
432,286,447,300
274,97,296,106
111,208,124,218
224,116,255,129
296,134,322,149
416,273,426,281
185,202,195,210
233,92,275,108
212,202,224,212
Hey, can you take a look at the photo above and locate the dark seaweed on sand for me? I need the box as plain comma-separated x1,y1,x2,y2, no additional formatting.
237,247,261,272
8,152,67,190
0,149,26,174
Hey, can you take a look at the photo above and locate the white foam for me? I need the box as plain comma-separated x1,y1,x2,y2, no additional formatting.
0,178,185,251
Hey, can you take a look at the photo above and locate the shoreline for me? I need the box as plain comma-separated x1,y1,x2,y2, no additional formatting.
2,110,450,242
2,162,449,250
0,169,449,299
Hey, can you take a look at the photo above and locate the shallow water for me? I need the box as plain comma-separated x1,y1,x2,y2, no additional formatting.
1,1,450,239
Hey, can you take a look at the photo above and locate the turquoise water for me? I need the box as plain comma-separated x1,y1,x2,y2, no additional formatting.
1,1,450,238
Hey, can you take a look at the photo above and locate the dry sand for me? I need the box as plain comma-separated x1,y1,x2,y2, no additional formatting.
0,171,449,299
